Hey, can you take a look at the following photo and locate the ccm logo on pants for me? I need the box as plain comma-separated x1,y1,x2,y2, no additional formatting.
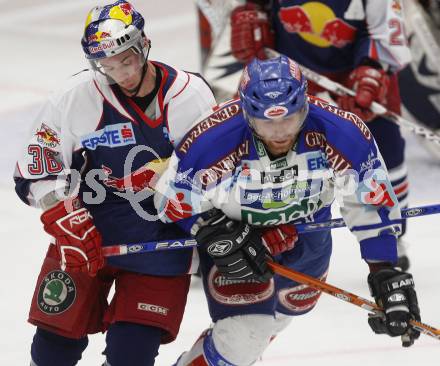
137,303,169,316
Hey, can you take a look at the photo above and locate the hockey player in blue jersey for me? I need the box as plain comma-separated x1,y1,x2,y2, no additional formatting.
225,0,413,270
154,56,422,366
13,1,216,365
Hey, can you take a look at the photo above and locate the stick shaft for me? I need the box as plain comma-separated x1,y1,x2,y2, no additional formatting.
101,204,440,257
267,261,440,340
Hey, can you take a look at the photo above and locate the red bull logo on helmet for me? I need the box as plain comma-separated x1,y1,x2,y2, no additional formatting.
89,40,116,54
278,3,356,48
88,31,111,43
109,2,133,25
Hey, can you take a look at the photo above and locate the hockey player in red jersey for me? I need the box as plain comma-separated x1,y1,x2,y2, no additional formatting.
14,1,216,365
220,0,413,270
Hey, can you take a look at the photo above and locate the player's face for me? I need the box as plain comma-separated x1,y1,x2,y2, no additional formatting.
97,49,144,90
250,107,307,156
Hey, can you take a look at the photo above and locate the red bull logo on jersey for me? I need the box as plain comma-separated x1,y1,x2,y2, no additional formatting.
81,123,136,150
35,123,60,148
391,0,402,14
101,158,167,193
278,3,356,48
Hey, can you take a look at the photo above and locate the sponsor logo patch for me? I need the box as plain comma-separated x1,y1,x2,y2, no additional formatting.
37,270,76,315
263,105,289,119
35,123,60,148
81,123,136,150
260,165,299,184
137,303,169,316
208,268,275,305
207,240,234,256
88,40,116,54
178,103,240,154
199,141,249,187
308,97,371,140
305,131,352,173
278,272,327,313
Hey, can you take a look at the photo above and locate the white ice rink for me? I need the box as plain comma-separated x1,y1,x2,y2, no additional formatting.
1,1,439,365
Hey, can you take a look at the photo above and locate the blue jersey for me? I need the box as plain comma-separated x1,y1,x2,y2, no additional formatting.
270,0,411,73
155,97,402,263
14,61,216,275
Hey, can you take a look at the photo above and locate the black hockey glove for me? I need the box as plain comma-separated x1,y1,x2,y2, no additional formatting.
196,213,273,282
367,266,421,347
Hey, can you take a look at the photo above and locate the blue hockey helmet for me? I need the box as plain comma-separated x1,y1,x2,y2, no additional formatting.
81,1,149,63
238,55,308,121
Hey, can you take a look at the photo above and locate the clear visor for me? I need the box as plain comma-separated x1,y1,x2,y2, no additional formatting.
249,105,308,140
91,46,147,87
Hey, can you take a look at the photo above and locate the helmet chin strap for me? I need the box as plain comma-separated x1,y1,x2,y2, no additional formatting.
125,40,151,97
125,61,148,96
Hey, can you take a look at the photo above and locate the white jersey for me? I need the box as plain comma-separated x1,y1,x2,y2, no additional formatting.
14,61,216,275
14,62,216,208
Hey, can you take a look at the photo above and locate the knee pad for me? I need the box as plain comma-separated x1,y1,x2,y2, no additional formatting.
31,327,88,366
272,312,293,336
211,314,279,366
104,322,162,366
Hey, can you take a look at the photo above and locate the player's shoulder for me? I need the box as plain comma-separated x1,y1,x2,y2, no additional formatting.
48,69,96,106
153,61,212,102
306,95,373,146
175,98,247,158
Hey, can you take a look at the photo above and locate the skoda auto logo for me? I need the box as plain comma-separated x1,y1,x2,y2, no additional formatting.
207,240,233,257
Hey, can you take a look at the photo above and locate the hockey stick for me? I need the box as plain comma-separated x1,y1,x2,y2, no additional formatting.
267,261,440,341
101,203,440,256
264,48,440,146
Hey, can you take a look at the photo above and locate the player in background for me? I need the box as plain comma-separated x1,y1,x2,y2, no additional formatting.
154,56,421,366
13,1,216,365
214,0,413,270
399,0,440,159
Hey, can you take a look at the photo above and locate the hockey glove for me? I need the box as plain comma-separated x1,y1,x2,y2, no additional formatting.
230,3,274,63
41,197,104,276
196,213,273,282
262,224,298,256
337,65,390,122
367,265,421,347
